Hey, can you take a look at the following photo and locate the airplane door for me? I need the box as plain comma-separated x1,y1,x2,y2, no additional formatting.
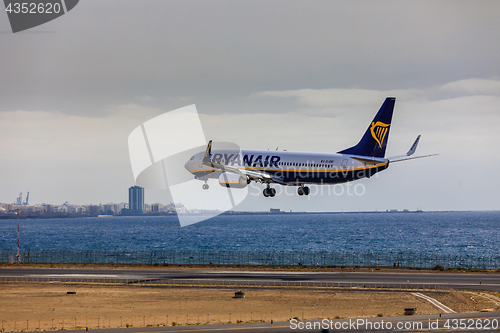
341,159,348,169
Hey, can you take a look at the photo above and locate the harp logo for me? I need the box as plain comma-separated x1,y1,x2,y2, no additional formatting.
370,121,390,148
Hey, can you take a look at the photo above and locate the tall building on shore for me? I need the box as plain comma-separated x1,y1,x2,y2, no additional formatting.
128,186,144,213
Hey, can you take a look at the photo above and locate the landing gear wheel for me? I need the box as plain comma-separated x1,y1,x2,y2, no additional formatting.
263,186,276,197
303,186,310,195
297,187,304,196
202,183,209,190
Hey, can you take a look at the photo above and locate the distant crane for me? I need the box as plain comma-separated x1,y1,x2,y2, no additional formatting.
16,192,22,205
23,192,29,206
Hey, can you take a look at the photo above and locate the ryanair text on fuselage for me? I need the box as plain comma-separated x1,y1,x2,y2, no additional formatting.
212,153,281,168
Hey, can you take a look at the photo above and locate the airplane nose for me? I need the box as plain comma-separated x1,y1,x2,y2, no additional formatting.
184,160,191,172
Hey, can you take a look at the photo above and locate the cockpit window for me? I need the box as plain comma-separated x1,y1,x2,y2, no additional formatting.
189,156,195,161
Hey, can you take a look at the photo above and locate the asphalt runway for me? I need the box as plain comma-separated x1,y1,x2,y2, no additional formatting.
6,311,500,332
0,267,498,291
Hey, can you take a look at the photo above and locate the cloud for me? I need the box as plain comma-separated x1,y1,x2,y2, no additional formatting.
252,88,425,114
439,78,500,96
252,78,500,113
135,95,156,102
0,104,164,204
2,2,500,116
243,86,500,169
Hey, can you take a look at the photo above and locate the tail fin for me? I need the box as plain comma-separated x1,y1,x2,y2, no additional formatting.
338,97,395,158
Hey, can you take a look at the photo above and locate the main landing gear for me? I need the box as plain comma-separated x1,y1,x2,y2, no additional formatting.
297,186,310,196
263,185,276,197
202,181,209,190
262,185,310,197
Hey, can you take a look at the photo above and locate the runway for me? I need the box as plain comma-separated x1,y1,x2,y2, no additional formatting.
0,267,498,291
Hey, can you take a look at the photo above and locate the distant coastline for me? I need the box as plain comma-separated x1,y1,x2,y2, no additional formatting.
0,209,496,220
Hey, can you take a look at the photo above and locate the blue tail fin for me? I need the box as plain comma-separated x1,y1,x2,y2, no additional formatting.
338,97,395,158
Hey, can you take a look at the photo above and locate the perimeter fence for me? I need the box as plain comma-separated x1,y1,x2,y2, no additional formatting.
1,250,498,269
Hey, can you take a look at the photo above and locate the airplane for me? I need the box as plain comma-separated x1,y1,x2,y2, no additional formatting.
184,97,436,197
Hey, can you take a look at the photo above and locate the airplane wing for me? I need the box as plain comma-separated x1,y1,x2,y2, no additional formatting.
389,153,439,163
387,135,438,162
201,140,285,184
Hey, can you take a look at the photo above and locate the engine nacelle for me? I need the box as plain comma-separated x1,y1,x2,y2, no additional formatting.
218,172,248,188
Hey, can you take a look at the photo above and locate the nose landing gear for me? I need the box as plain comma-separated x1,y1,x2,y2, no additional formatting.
297,186,310,196
202,181,209,190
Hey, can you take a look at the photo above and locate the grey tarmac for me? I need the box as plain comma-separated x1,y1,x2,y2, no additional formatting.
0,267,498,291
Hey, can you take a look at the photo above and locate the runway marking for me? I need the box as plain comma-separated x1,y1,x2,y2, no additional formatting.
412,292,456,313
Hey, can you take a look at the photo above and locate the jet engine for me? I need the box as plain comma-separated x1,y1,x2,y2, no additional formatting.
218,172,248,188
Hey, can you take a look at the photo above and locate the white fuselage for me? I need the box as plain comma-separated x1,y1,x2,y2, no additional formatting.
184,148,389,185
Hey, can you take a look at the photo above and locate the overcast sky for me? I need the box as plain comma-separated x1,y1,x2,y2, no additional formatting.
1,1,499,212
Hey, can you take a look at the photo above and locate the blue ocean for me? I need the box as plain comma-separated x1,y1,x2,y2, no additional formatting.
0,211,498,257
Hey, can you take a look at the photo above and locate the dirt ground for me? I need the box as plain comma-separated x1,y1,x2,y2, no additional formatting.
0,282,497,332
426,290,500,313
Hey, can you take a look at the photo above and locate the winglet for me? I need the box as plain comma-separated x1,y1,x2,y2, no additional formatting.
406,135,420,156
202,140,213,165
388,135,438,163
